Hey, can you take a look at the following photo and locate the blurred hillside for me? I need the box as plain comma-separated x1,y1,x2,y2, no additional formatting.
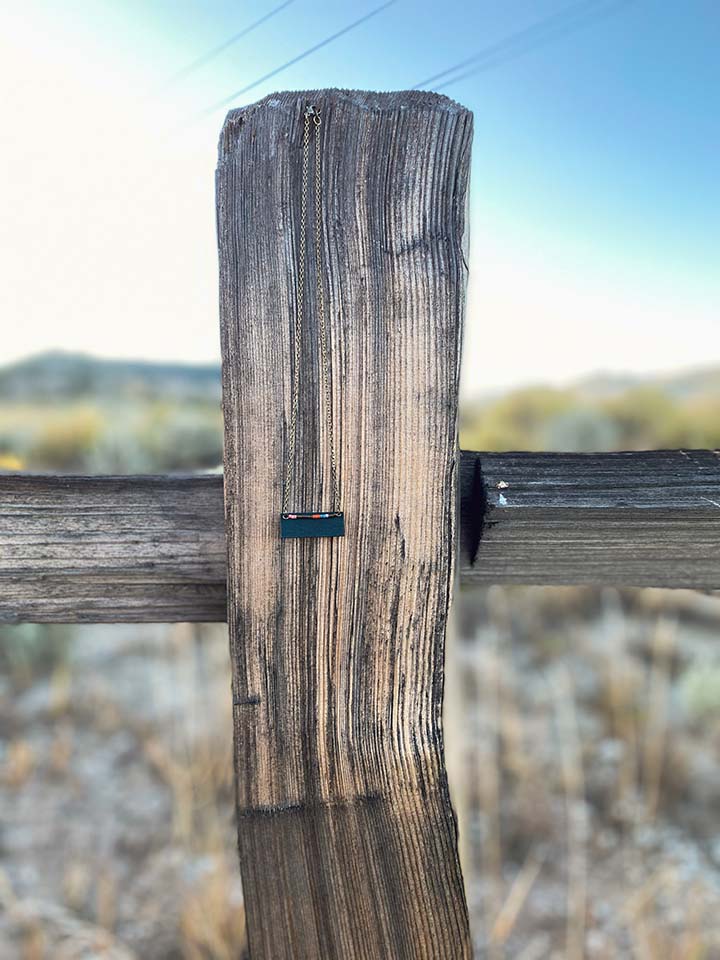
462,367,720,452
0,353,222,473
0,352,718,473
0,352,221,404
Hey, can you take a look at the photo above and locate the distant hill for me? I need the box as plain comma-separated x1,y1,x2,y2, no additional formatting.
0,352,221,404
572,366,720,403
2,352,718,407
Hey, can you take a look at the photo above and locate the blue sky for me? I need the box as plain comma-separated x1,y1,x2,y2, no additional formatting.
1,0,718,394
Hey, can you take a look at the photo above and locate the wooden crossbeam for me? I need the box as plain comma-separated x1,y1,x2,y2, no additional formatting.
0,473,227,623
465,449,720,589
1,450,718,624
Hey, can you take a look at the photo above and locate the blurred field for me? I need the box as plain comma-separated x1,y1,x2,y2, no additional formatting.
454,586,720,958
0,352,719,958
461,370,720,453
0,353,223,474
1,353,719,473
0,623,244,958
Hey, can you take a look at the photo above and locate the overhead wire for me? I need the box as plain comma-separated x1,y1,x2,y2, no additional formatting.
412,0,636,92
161,0,299,88
198,0,397,117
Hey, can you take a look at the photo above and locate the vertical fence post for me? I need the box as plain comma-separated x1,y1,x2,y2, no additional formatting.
217,87,473,958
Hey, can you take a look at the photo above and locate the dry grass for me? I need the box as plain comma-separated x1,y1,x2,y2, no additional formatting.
3,591,719,957
457,586,720,958
1,739,35,788
149,624,246,958
552,667,587,960
179,861,247,960
490,849,545,947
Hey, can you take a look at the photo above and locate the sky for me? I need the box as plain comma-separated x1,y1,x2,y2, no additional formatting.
0,0,718,396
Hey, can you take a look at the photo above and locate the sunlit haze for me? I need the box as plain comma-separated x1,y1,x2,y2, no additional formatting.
1,0,718,396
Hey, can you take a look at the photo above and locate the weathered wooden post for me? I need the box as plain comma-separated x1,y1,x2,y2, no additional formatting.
216,88,473,957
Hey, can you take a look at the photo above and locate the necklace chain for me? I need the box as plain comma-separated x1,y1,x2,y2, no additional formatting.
282,104,340,514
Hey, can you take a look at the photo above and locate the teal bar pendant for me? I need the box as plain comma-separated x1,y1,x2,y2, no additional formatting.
281,511,345,539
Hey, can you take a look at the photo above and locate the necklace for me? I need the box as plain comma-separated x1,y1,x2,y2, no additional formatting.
280,104,344,540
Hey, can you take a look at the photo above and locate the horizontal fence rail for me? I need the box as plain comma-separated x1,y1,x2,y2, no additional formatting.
0,449,718,623
465,449,720,589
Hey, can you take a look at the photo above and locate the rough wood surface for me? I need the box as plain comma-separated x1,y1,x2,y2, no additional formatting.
217,88,473,958
1,450,718,623
0,474,226,623
469,450,720,587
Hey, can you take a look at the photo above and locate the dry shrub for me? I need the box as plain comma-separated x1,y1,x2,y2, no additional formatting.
28,405,104,470
179,861,247,960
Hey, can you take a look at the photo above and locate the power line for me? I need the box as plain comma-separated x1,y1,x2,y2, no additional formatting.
412,0,635,92
162,0,299,88
200,0,397,117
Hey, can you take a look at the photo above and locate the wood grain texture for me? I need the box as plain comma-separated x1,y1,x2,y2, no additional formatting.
1,449,718,623
0,474,226,623
216,89,473,958
468,449,720,588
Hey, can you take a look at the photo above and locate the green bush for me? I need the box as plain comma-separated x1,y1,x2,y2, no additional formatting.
0,623,74,687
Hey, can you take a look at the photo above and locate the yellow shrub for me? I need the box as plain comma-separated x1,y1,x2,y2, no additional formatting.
29,405,105,470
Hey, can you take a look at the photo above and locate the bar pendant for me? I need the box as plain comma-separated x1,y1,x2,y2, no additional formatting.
281,511,345,539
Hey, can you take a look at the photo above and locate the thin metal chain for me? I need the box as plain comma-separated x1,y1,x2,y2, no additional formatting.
282,104,340,514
